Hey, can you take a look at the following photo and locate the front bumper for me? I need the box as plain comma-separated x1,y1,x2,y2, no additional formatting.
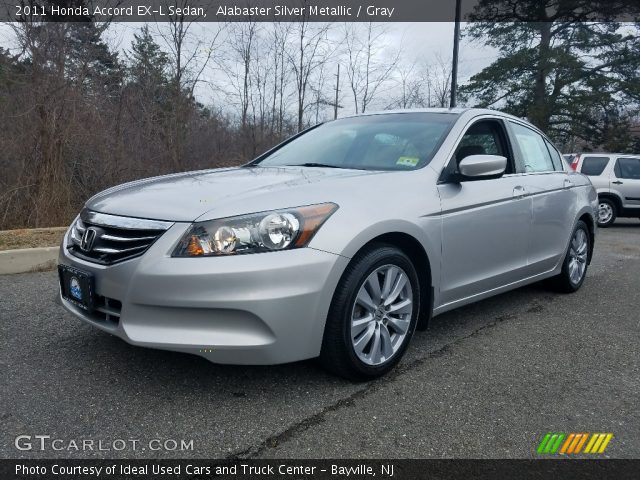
58,223,349,364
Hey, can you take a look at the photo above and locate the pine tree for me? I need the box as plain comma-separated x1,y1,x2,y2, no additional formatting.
65,22,122,94
126,24,170,103
461,0,640,150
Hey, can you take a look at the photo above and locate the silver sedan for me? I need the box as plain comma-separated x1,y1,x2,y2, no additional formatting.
58,109,598,380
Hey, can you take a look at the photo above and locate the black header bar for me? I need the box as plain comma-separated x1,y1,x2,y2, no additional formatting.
3,0,640,22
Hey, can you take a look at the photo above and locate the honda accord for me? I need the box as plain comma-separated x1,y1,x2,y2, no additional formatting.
58,109,598,380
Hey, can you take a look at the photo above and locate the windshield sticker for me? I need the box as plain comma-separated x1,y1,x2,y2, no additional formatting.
396,156,419,167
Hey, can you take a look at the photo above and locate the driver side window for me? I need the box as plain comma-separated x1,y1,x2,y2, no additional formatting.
454,120,514,174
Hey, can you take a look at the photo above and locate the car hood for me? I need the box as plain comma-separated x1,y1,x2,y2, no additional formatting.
86,166,383,222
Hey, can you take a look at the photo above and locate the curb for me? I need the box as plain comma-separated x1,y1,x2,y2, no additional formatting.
0,247,59,275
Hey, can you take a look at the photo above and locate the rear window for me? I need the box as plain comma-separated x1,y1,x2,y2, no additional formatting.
544,139,564,171
580,156,610,176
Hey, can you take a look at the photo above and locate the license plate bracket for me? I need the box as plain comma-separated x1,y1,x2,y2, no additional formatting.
58,265,95,312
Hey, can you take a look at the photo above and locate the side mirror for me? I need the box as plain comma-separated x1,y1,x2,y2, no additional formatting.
457,154,507,181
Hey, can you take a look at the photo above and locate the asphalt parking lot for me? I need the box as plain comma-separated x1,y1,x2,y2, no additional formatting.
1,220,639,459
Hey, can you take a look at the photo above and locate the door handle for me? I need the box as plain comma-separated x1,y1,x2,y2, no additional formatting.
612,180,623,185
513,185,527,198
563,179,574,189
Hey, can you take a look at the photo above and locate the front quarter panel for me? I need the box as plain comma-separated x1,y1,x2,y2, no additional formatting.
308,168,442,303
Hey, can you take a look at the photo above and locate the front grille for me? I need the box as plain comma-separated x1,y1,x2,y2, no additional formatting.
68,210,173,265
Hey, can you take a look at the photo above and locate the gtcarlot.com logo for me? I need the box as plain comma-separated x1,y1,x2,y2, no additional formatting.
14,435,194,452
537,432,613,455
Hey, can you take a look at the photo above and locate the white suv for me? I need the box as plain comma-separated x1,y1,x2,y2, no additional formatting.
570,153,640,227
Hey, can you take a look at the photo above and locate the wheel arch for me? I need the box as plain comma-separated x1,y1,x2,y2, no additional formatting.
348,231,433,331
598,192,623,212
578,212,595,264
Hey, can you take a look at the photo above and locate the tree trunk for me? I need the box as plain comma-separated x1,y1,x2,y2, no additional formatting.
529,22,552,131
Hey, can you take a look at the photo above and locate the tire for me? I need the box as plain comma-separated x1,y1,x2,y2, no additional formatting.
597,198,617,227
320,244,420,381
548,220,590,293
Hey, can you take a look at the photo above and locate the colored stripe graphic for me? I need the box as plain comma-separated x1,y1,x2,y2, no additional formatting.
537,433,552,454
584,433,599,453
573,433,589,453
537,433,565,454
585,433,614,454
597,434,614,453
549,434,565,453
598,433,613,453
591,434,606,453
538,432,613,455
559,433,575,454
561,433,585,454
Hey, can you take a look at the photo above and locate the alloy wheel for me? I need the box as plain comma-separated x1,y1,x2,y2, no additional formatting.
350,264,413,366
568,228,588,285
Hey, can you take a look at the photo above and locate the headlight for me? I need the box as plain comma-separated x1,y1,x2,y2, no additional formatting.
172,203,338,257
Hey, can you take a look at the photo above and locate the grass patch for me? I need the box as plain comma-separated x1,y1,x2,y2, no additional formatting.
0,227,67,251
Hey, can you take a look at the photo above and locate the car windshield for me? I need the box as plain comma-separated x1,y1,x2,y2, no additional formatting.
255,112,458,171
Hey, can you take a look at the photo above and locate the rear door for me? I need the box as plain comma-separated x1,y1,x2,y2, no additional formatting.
614,157,640,213
506,121,575,274
437,118,531,307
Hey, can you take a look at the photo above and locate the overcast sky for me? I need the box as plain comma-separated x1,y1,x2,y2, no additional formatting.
1,21,497,114
103,22,496,107
103,21,497,78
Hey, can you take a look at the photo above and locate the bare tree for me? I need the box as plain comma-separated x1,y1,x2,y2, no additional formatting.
224,21,258,131
157,4,222,169
270,23,293,137
428,53,453,108
343,22,400,114
158,1,221,95
287,17,333,131
0,20,488,231
3,20,121,227
388,59,428,109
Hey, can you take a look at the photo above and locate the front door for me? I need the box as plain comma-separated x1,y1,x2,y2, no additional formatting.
437,119,531,307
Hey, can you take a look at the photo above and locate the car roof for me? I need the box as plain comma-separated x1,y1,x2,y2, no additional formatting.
340,107,529,124
348,108,469,116
339,108,558,144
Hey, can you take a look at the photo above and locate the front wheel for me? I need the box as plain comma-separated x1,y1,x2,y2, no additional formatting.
320,244,420,381
548,220,590,293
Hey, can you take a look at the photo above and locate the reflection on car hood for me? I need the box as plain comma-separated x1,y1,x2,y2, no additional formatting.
86,166,381,222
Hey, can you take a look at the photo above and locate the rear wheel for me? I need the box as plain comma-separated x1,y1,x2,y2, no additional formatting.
320,244,420,381
597,198,616,227
548,220,590,293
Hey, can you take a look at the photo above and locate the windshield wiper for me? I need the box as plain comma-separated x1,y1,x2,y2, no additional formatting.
284,162,344,169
